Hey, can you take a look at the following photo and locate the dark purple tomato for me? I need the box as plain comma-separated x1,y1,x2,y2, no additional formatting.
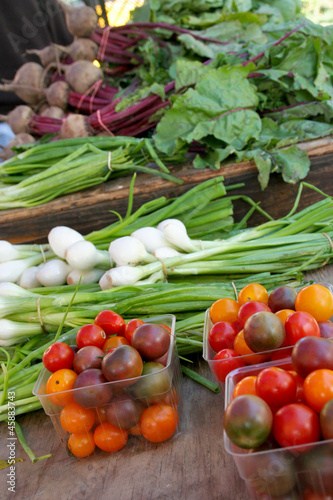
247,449,297,497
223,394,273,449
131,362,170,401
152,349,169,367
297,443,333,495
318,320,333,339
131,323,170,360
268,286,297,313
291,336,333,379
105,393,143,429
320,399,333,440
101,345,143,383
73,368,112,408
244,311,285,352
73,346,104,374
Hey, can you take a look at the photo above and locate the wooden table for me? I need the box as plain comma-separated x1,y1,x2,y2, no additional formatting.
1,265,332,500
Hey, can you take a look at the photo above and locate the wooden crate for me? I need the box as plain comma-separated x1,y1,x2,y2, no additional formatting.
1,138,332,244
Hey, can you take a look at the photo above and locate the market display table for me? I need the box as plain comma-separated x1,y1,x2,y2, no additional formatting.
1,265,332,500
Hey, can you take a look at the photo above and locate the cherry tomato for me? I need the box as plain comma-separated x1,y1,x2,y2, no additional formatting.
209,298,240,324
140,404,178,443
233,330,270,364
94,310,125,337
42,342,74,372
93,422,128,452
302,487,333,500
213,348,245,383
268,286,297,313
101,345,143,383
238,283,268,306
76,323,107,350
273,403,320,448
318,320,333,338
60,401,95,434
275,309,295,325
124,318,145,343
223,394,273,449
73,345,104,373
208,321,238,352
291,336,333,379
46,368,78,406
270,347,293,362
73,368,113,408
68,431,95,458
102,336,130,353
237,300,271,328
233,376,257,398
255,367,297,408
295,284,333,322
288,370,305,403
285,311,320,345
243,311,285,352
303,369,333,413
131,323,170,360
320,399,333,440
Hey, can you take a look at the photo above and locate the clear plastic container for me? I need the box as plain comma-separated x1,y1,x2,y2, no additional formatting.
224,360,333,499
33,314,182,457
203,281,333,394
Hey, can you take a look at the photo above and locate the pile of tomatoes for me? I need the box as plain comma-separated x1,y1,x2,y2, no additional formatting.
207,283,333,383
223,335,333,498
42,310,179,458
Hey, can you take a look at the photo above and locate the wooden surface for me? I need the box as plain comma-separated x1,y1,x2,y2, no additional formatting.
1,142,333,244
1,265,332,500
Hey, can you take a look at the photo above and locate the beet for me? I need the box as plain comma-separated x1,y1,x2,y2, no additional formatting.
26,45,59,67
58,0,98,38
59,114,91,139
63,61,103,94
44,81,69,110
0,62,44,105
0,133,35,160
55,38,98,62
0,105,35,135
40,106,66,119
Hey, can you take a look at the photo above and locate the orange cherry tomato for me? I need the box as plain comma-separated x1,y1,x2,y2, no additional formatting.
94,406,108,425
233,376,257,398
237,283,269,306
46,368,78,406
303,369,333,413
233,330,270,365
275,309,295,325
60,401,95,434
295,284,333,322
102,335,130,353
128,423,141,436
140,405,178,443
67,431,95,458
93,422,128,452
209,298,240,324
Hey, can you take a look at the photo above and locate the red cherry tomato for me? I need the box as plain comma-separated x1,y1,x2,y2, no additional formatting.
273,403,320,448
94,310,125,337
124,318,145,343
213,348,245,383
208,321,238,352
237,300,271,328
42,342,74,372
255,367,297,408
285,311,320,345
76,323,107,350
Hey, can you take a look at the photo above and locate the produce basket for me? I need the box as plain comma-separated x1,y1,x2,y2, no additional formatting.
33,314,182,457
224,359,333,500
203,308,293,395
203,282,333,394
